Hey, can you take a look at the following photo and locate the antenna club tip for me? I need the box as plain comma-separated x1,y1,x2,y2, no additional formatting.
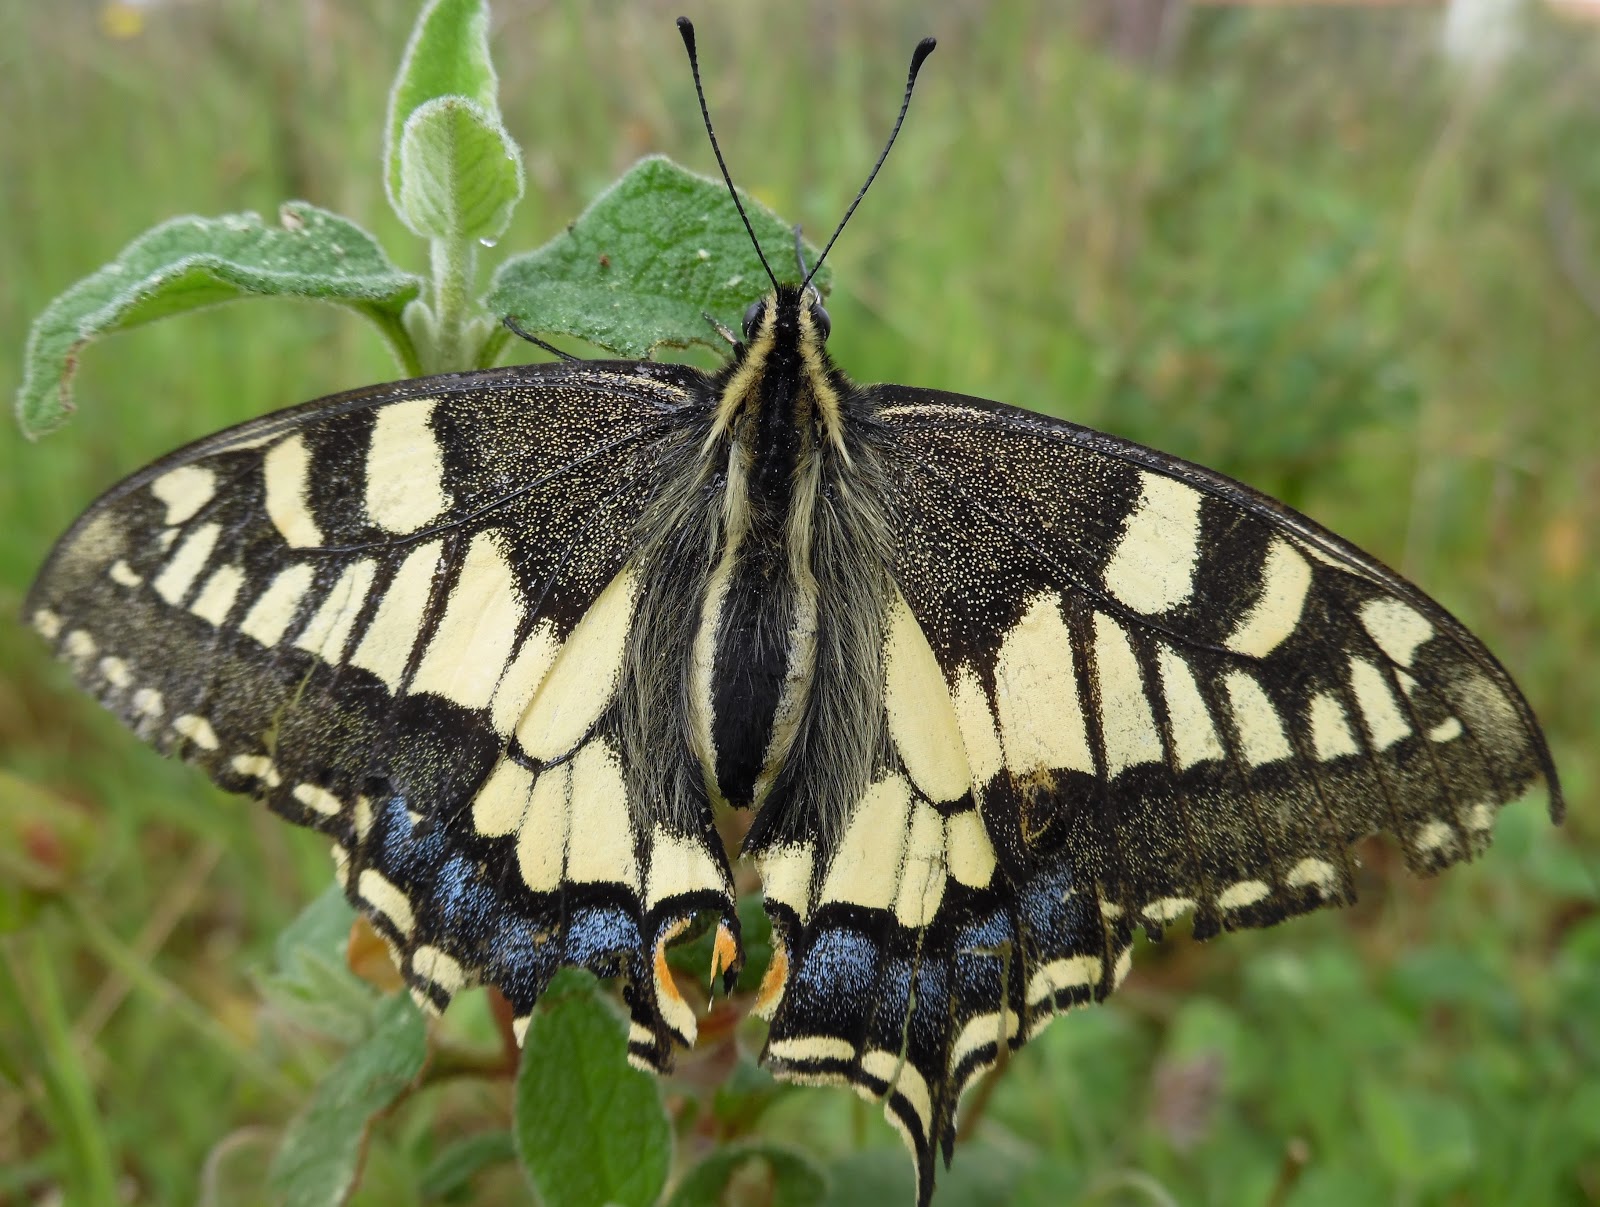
911,36,937,73
677,16,695,44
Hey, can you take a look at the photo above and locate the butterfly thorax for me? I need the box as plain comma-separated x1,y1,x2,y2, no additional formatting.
688,287,871,817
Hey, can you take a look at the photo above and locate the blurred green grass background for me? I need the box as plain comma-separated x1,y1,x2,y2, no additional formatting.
1,1,1596,1204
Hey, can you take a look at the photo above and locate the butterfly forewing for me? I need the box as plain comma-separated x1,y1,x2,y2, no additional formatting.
868,386,1555,899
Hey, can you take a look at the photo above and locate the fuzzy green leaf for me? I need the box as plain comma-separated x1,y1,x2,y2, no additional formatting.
15,203,421,436
666,1142,827,1207
397,96,524,243
513,975,670,1207
486,155,831,359
385,0,499,213
419,1130,516,1200
267,993,428,1207
256,885,374,1046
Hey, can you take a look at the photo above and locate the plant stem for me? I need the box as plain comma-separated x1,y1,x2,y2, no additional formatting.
427,236,477,372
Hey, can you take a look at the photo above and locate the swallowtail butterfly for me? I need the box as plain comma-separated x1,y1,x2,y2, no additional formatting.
26,19,1562,1204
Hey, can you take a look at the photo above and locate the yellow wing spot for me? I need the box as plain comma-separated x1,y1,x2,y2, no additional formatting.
1413,819,1455,853
515,762,571,894
644,828,726,910
471,758,536,838
1428,717,1464,743
357,868,416,936
230,754,282,787
172,714,219,750
884,591,971,803
1308,691,1360,760
756,842,816,921
819,775,911,913
944,809,996,890
109,559,143,587
149,465,216,525
190,564,245,626
410,530,523,708
1102,472,1202,614
994,593,1093,775
412,944,466,996
263,434,323,548
98,656,132,689
1156,645,1225,769
564,740,640,890
364,398,451,534
894,799,947,928
1142,895,1195,924
32,609,63,640
350,541,443,692
516,570,635,761
489,622,561,736
1349,657,1409,750
295,559,377,663
293,783,344,817
1025,955,1100,1006
1223,670,1293,766
239,563,316,648
1358,598,1434,668
152,523,221,607
1225,538,1312,657
1286,857,1339,893
1093,612,1164,775
950,666,1002,786
1217,878,1270,909
768,1035,858,1065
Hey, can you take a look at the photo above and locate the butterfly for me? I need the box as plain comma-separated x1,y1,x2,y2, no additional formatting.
25,18,1561,1205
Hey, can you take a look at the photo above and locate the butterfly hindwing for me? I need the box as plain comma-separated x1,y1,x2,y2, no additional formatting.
26,361,739,1057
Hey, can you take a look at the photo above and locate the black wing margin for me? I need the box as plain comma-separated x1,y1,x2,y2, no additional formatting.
26,360,741,1065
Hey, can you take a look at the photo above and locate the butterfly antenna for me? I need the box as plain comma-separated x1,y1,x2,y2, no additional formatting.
677,17,779,290
804,35,936,290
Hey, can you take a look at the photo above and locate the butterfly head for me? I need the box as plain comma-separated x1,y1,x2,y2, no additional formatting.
711,282,846,464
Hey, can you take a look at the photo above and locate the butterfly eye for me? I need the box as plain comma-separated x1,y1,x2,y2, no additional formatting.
741,300,764,340
810,302,832,342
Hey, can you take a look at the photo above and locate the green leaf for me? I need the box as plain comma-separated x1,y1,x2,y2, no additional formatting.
396,96,524,243
268,992,429,1207
486,155,832,359
256,884,375,1046
385,0,500,213
821,1150,911,1207
513,976,670,1207
15,203,421,436
418,1130,516,1200
666,1141,826,1207
1357,1080,1476,1191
